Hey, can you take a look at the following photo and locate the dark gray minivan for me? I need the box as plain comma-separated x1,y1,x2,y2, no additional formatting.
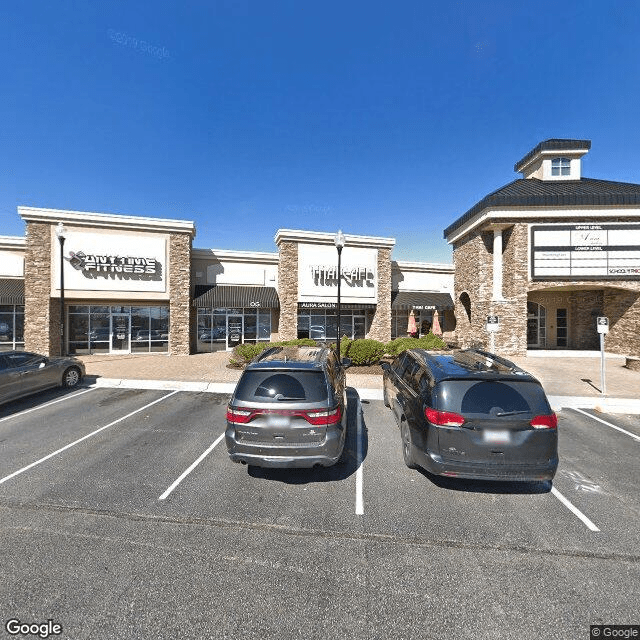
225,346,349,468
382,349,558,481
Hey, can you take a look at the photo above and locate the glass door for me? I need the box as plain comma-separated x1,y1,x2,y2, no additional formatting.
111,313,130,353
527,302,546,348
227,315,243,350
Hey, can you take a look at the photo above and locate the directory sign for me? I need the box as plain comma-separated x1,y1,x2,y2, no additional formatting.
531,224,640,280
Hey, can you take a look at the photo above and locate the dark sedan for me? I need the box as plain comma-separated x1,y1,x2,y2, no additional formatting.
0,351,86,405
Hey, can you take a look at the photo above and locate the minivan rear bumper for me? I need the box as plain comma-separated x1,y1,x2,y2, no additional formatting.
419,449,558,482
225,425,345,468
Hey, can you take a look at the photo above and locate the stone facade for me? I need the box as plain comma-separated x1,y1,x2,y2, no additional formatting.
169,233,192,355
368,247,392,342
453,220,640,357
277,241,298,341
24,222,61,355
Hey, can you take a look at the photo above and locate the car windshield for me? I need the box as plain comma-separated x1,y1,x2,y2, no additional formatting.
436,380,551,417
234,370,329,403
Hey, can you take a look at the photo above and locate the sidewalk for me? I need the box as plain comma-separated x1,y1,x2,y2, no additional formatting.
78,349,640,413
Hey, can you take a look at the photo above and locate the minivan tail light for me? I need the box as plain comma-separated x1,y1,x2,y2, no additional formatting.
530,413,558,429
425,407,465,427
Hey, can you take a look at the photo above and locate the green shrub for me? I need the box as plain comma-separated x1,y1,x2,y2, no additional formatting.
229,338,320,367
344,338,386,365
385,333,448,356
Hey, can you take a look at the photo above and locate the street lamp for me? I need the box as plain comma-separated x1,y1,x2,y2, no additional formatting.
334,229,346,359
55,222,67,356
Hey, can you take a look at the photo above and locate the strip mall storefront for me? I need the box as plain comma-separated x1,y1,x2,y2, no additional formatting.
1,209,455,356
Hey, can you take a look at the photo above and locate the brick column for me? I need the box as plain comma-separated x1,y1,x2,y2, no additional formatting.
368,247,392,342
277,241,298,341
24,222,60,355
169,233,192,355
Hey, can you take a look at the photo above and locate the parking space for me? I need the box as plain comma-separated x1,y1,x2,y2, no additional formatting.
0,385,638,638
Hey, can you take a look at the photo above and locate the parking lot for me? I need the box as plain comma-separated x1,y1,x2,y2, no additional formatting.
0,384,638,639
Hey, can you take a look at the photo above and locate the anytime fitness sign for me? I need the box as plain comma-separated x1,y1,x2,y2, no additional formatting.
54,230,167,293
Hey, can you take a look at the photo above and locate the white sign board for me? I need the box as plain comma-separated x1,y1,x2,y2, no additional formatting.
297,244,377,305
53,230,167,294
486,315,499,333
596,316,609,334
531,224,640,279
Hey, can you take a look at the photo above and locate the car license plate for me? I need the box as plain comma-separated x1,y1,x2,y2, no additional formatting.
483,430,511,443
267,416,290,427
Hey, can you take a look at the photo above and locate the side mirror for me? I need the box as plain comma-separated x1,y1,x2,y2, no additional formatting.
380,362,390,372
341,357,352,368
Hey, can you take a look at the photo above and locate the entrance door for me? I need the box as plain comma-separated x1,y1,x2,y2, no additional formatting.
227,315,243,350
111,314,130,353
527,302,546,348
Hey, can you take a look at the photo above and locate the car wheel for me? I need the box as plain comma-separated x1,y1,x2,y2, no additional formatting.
62,366,81,388
401,421,418,470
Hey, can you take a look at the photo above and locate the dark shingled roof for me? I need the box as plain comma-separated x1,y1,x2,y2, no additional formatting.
443,177,640,239
514,138,591,172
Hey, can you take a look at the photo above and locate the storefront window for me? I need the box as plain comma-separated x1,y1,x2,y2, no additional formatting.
297,310,368,341
196,308,272,352
68,305,169,355
0,305,25,351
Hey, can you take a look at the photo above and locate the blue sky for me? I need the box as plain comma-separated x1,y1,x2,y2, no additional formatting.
2,1,640,263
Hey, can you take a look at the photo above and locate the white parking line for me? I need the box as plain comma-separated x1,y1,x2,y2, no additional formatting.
551,486,600,532
159,432,225,500
0,387,97,424
0,390,179,486
572,408,640,442
355,401,364,515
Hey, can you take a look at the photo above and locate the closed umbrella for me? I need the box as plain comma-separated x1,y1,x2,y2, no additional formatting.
407,311,417,336
432,310,442,335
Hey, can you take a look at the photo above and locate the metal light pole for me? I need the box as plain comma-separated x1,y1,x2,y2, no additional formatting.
334,230,345,359
55,222,67,356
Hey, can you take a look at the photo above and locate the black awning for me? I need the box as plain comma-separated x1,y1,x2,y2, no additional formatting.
0,279,25,305
193,285,279,309
391,291,454,311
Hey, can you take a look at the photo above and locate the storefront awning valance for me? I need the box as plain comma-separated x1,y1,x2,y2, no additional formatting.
391,291,454,311
193,285,280,309
298,302,377,310
0,279,25,305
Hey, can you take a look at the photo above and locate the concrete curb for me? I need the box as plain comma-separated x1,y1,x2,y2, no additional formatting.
91,379,638,412
91,377,385,401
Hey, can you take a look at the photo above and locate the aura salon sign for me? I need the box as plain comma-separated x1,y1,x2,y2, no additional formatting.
54,231,167,293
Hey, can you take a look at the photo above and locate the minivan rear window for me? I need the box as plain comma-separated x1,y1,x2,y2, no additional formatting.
436,380,551,417
234,370,329,403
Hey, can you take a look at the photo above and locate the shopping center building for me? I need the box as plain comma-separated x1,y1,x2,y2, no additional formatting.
0,208,455,356
3,138,639,359
445,139,640,358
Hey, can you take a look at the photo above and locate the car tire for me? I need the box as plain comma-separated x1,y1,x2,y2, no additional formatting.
62,366,81,388
401,421,418,470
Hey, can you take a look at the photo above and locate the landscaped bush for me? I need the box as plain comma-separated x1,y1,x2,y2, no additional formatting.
385,333,448,356
344,338,387,366
229,338,318,367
